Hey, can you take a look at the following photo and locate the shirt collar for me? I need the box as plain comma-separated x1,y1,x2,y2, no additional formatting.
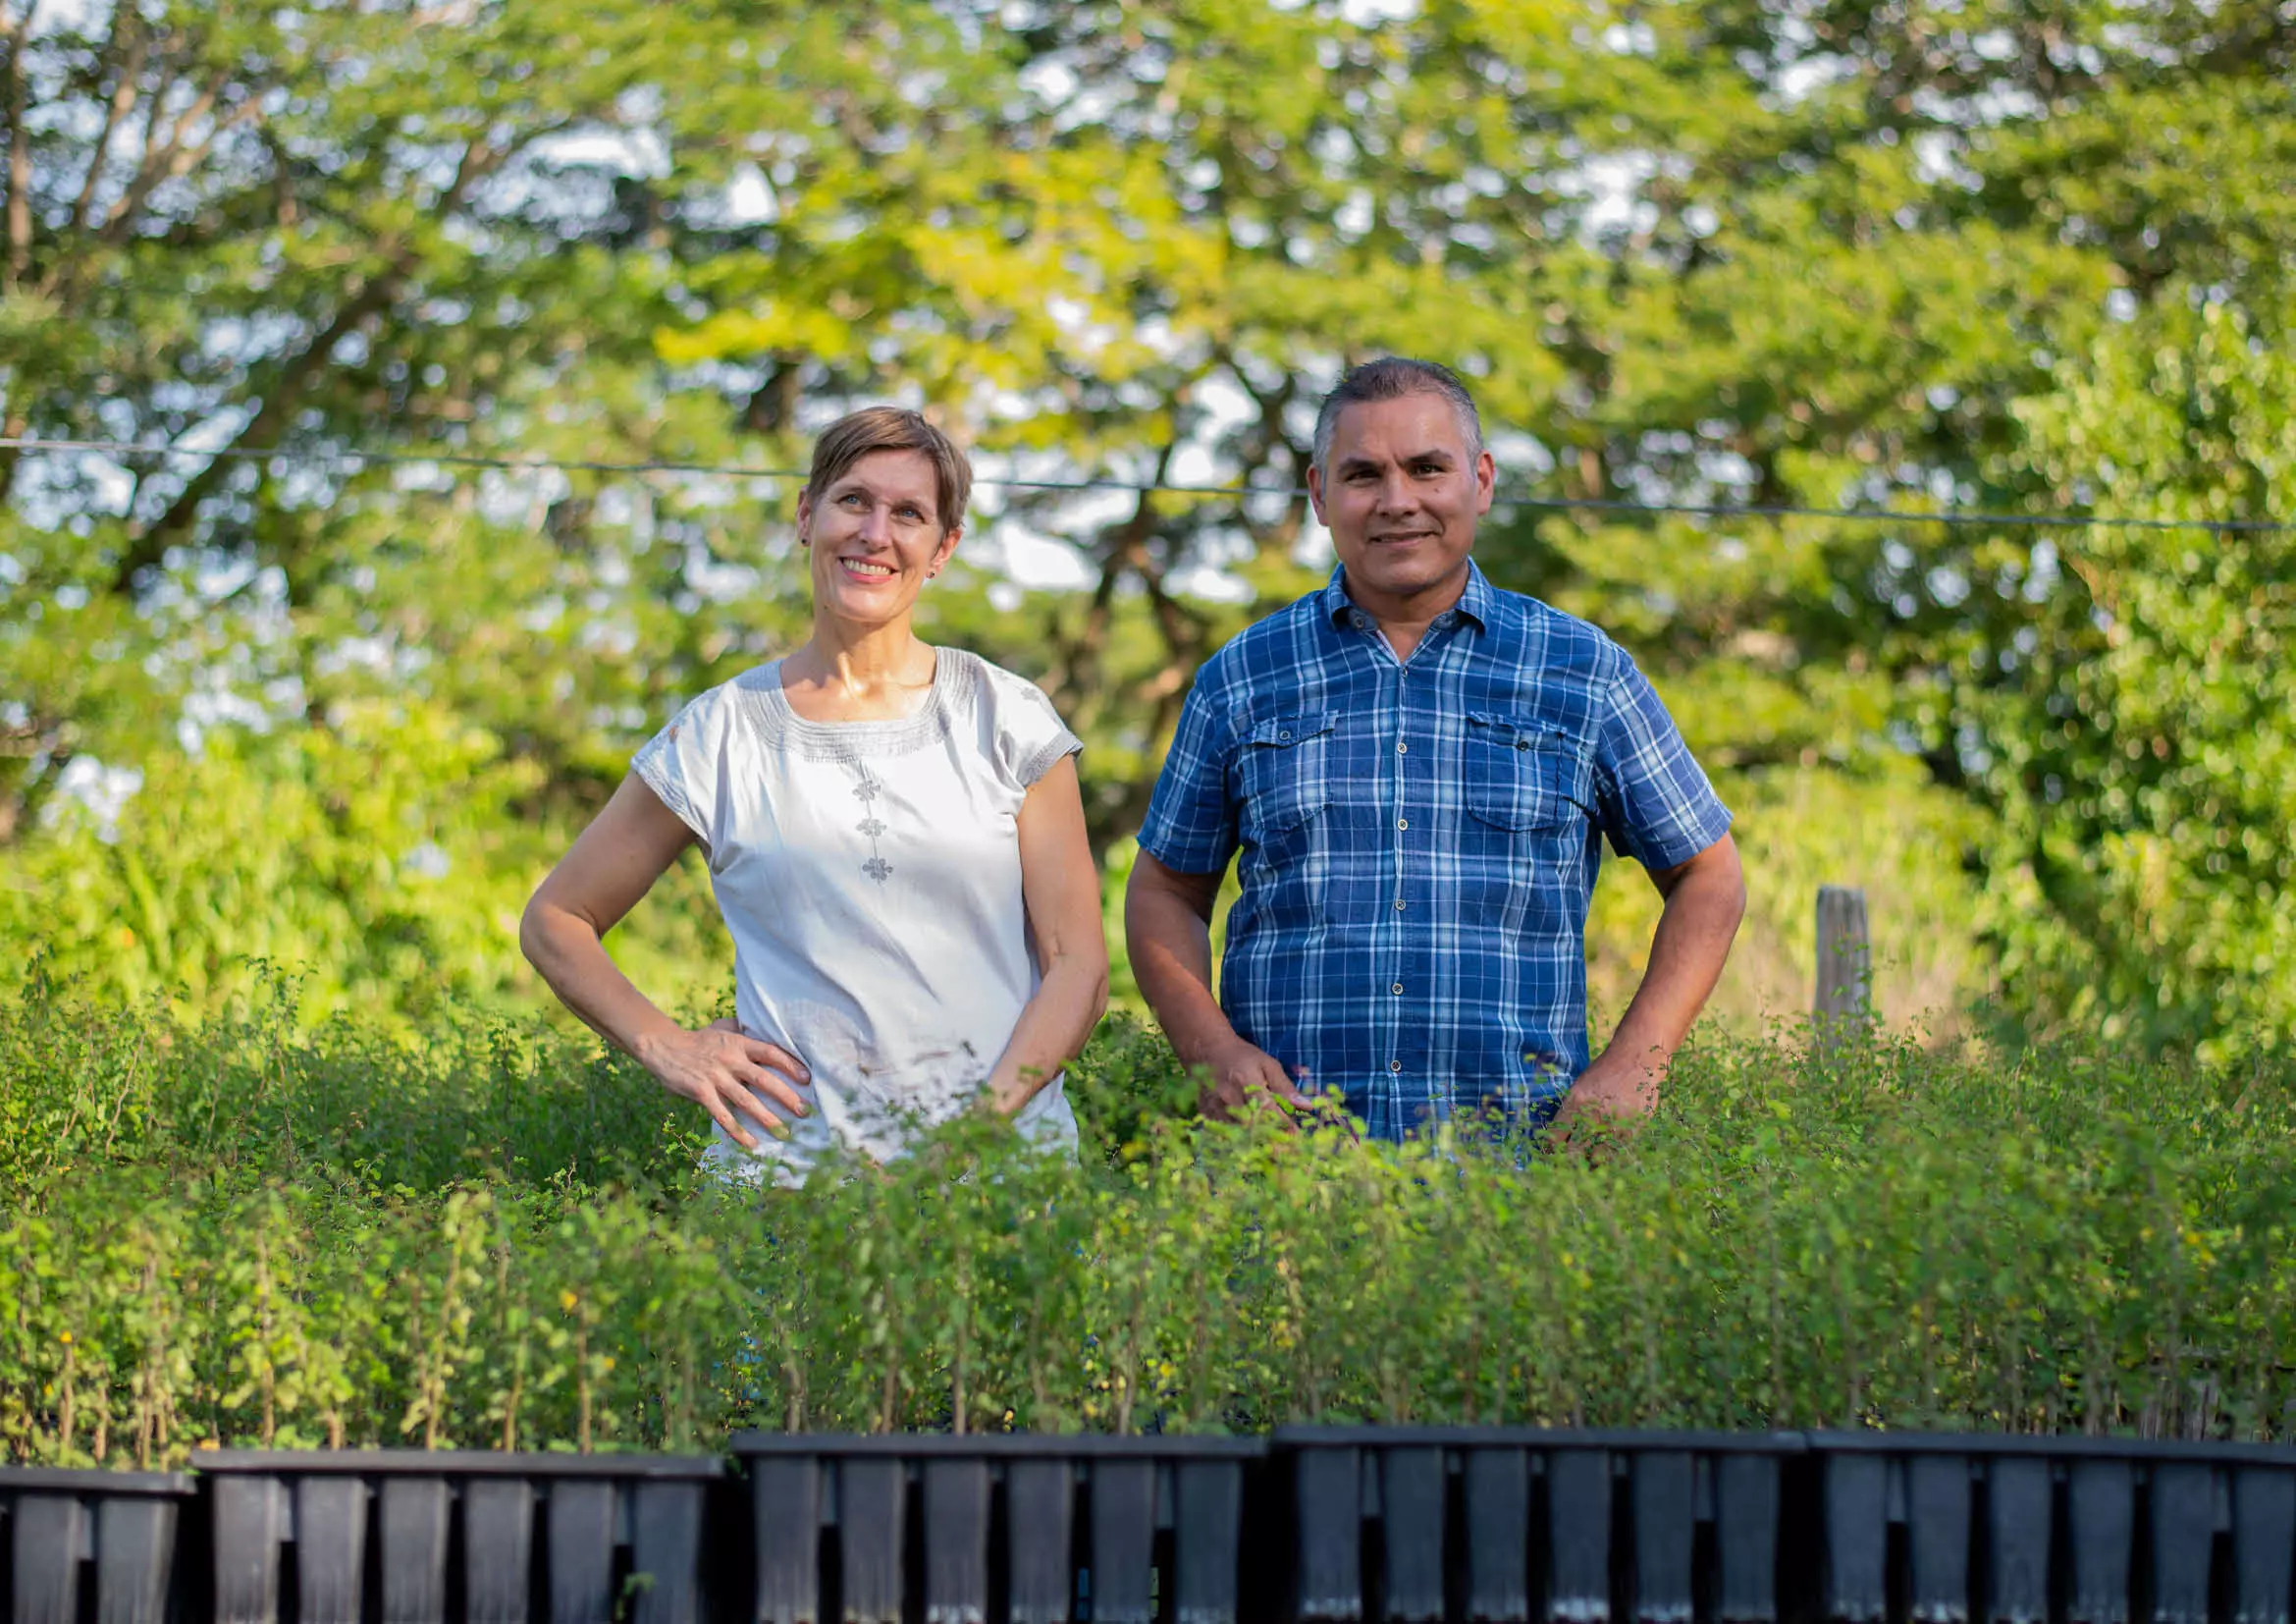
1322,559,1495,633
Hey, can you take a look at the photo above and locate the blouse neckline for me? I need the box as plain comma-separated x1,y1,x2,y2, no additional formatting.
737,649,978,761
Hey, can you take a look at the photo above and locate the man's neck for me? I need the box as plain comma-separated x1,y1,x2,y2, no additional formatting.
1343,562,1470,663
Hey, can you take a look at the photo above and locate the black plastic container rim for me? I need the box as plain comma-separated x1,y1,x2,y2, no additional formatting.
1271,1425,1812,1454
193,1448,724,1479
730,1431,1269,1459
0,1466,194,1494
1802,1430,2296,1465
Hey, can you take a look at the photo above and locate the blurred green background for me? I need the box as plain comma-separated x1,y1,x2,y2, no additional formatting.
2,0,2288,1063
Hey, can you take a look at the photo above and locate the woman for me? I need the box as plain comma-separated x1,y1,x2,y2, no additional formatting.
520,406,1108,1178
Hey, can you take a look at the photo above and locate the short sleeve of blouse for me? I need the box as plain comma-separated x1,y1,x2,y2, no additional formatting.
981,662,1084,792
630,683,732,848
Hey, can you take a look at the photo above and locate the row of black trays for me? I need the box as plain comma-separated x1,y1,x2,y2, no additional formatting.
1,1428,2291,1624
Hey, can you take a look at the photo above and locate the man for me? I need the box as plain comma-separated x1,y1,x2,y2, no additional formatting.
1125,358,1744,1142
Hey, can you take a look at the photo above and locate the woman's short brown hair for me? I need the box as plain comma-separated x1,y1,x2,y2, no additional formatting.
805,406,972,535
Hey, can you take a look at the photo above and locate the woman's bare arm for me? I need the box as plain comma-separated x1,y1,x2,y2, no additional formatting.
519,774,811,1149
985,755,1111,1113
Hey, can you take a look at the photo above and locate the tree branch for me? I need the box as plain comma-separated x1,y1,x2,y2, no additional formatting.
112,136,508,590
69,9,147,237
3,1,33,292
92,82,268,252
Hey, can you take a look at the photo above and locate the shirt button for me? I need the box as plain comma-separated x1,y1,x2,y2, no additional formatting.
1394,898,1406,910
1397,817,1408,831
1389,1058,1403,1072
1516,739,1529,750
1396,740,1408,754
1391,983,1404,995
1279,731,1291,740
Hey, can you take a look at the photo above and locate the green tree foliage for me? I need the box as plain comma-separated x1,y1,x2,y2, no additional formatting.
1969,301,2295,1061
0,0,2288,1046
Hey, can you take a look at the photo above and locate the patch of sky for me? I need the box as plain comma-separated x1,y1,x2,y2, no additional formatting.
2024,540,2059,603
1765,52,1858,110
400,842,453,881
313,635,427,681
1912,130,1984,191
476,465,572,530
27,0,107,41
391,460,459,494
183,681,277,736
2100,23,2180,67
684,550,760,604
45,757,143,844
723,164,779,226
1562,152,1666,238
203,314,306,371
577,618,639,659
1602,19,1658,56
1927,567,1971,609
1043,296,1119,361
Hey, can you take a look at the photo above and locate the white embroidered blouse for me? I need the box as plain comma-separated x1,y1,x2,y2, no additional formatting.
631,648,1084,1180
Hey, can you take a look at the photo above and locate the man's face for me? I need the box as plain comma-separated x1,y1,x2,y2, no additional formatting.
1308,392,1495,608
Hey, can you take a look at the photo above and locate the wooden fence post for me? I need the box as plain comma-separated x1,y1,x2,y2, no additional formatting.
1814,886,1872,1048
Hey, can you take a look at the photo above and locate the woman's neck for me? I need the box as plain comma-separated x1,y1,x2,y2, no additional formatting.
781,614,936,720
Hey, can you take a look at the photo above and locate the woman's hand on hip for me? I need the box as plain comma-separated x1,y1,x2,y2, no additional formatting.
634,1018,811,1151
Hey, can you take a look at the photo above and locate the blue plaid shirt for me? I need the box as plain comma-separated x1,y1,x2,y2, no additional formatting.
1137,562,1732,1141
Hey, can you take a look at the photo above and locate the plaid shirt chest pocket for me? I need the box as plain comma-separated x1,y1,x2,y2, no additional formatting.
1461,711,1597,933
1234,711,1337,851
1464,711,1595,830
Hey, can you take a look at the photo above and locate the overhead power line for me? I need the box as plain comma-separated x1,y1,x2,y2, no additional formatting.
3,433,2287,535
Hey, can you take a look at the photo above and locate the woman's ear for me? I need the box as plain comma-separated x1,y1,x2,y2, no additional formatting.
930,525,963,577
794,487,814,546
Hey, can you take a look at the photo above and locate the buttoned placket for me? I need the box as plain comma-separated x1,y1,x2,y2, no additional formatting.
1352,607,1461,1106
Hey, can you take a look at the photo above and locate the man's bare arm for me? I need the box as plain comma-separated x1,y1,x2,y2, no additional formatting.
1553,831,1746,1133
1123,849,1306,1122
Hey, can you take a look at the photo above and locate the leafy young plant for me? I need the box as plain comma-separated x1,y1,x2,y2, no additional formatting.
2,992,2293,1461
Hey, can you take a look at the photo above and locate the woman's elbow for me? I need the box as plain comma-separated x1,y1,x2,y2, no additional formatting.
518,891,570,977
516,897,548,974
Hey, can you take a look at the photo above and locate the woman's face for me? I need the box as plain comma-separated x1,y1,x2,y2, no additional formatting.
796,450,959,629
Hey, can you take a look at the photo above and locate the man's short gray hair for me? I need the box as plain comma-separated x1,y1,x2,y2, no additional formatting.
1310,356,1484,473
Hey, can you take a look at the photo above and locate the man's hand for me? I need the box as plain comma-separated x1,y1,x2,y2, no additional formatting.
1546,1045,1664,1155
1555,832,1745,1155
1196,1037,1311,1127
637,1017,812,1151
